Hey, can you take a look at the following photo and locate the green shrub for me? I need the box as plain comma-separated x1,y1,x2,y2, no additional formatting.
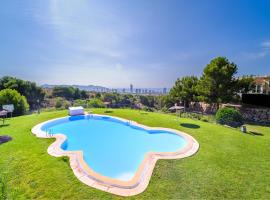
0,89,29,115
88,98,105,108
73,99,87,107
63,100,71,109
200,116,209,122
55,97,63,109
143,107,154,112
55,97,70,109
216,107,243,127
161,107,168,112
180,112,203,120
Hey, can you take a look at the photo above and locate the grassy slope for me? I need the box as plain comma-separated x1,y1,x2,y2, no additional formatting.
0,109,269,199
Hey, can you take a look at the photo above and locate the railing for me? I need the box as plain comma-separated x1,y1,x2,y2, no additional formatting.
45,129,53,137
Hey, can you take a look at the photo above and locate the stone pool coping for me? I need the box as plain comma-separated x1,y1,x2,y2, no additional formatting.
31,114,199,196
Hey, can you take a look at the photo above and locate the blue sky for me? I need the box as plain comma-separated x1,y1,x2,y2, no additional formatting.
0,0,270,88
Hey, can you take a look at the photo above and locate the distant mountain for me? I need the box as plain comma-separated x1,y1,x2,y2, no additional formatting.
41,84,110,92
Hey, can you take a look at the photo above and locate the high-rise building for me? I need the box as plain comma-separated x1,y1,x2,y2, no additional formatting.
130,84,133,93
163,88,167,94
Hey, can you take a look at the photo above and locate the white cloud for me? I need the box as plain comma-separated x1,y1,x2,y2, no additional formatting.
261,41,270,49
241,40,270,60
241,51,268,60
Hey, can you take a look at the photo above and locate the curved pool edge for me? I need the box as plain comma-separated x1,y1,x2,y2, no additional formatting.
31,114,199,196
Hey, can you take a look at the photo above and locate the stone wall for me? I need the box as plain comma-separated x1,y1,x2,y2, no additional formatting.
240,107,270,124
189,102,270,124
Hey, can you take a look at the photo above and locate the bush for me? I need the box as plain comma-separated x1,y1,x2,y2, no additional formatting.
0,89,29,115
73,99,87,107
88,98,105,108
200,116,209,122
216,107,243,127
180,112,203,120
55,97,70,109
63,100,71,109
143,107,154,112
55,97,63,109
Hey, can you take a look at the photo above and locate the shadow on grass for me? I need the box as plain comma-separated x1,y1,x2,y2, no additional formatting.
180,123,200,129
104,110,114,113
0,135,12,145
0,124,9,128
247,131,264,136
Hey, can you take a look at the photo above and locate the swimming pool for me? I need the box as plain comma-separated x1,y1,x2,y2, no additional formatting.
32,114,199,196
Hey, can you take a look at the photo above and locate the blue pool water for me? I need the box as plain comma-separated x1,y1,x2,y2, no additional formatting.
41,115,187,181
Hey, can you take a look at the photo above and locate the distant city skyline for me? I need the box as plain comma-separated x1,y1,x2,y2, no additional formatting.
1,0,270,88
42,83,169,95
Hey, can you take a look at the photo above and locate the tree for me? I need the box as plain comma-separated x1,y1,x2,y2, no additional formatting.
0,76,45,109
0,89,29,115
119,94,135,107
197,57,238,107
73,88,81,99
163,95,175,110
52,86,75,100
140,95,155,108
80,90,88,99
102,93,120,105
95,93,101,99
52,86,88,100
139,96,150,107
154,95,166,110
237,76,255,93
169,76,199,108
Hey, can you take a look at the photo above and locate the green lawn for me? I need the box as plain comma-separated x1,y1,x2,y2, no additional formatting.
0,109,270,199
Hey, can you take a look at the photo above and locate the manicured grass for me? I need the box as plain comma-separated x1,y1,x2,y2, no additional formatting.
0,109,270,199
